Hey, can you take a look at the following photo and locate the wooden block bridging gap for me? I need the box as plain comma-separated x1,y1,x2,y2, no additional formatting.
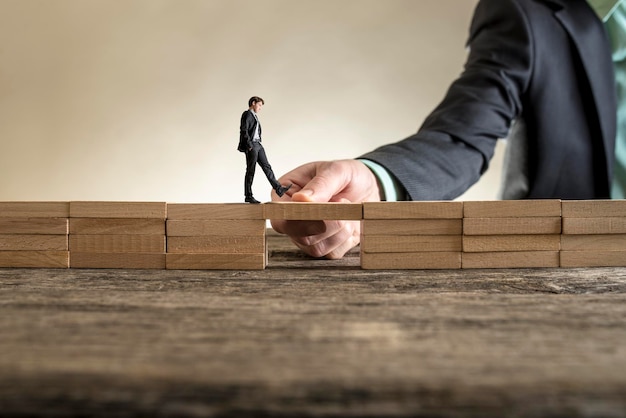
362,219,463,236
167,236,266,254
360,235,462,253
70,218,165,235
70,252,166,269
69,235,165,253
562,200,626,218
0,251,69,268
562,217,626,235
463,217,562,235
462,251,560,269
363,201,463,219
264,202,362,220
361,252,461,270
561,234,626,251
560,251,626,267
70,202,166,219
463,200,561,218
0,218,68,235
463,235,561,252
0,202,69,218
166,220,266,237
166,253,266,270
0,235,68,251
166,204,264,220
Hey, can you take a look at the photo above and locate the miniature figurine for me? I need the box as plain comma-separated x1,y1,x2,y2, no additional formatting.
238,96,292,204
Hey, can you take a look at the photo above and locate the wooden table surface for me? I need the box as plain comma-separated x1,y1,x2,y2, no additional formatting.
1,232,626,417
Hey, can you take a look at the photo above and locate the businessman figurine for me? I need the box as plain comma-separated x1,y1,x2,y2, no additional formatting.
238,96,292,204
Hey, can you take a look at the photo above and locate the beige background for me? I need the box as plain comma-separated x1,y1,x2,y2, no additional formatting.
0,0,503,203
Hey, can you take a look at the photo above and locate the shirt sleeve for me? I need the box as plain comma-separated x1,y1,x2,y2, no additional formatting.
358,159,408,202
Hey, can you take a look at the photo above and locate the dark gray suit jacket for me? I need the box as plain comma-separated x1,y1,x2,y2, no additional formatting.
238,110,261,152
361,0,617,200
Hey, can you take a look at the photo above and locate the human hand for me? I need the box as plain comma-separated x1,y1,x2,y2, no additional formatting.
270,159,381,259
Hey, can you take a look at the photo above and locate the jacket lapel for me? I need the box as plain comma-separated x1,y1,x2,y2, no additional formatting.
543,0,617,182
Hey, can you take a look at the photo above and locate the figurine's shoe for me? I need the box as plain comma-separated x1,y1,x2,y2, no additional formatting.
245,197,261,204
276,184,293,197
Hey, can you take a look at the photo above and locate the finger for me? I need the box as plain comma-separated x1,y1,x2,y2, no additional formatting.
270,219,327,237
292,220,359,258
291,162,352,203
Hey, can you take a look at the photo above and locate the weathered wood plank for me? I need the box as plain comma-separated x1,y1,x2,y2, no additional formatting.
363,201,463,219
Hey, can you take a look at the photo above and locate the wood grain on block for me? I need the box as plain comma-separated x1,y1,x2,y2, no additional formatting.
363,201,463,219
463,217,562,235
0,202,69,218
561,234,626,251
167,236,265,254
70,218,165,235
561,200,626,218
463,235,561,252
560,251,626,267
70,252,166,269
0,235,68,251
360,235,462,253
362,219,463,236
70,202,166,219
463,200,561,218
70,235,165,253
264,202,363,220
462,251,560,269
166,204,264,220
562,217,626,235
0,251,69,268
361,252,461,270
166,220,266,237
0,218,68,235
166,253,266,270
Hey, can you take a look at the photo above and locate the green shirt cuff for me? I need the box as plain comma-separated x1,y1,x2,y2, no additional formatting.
358,159,407,201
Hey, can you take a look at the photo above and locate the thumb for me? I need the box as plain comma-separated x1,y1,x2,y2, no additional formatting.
291,161,351,203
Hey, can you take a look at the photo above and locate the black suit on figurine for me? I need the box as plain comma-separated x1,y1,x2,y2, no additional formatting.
361,0,617,200
238,109,281,199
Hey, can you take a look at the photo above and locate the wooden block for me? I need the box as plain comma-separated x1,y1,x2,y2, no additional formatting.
560,251,626,267
0,235,68,251
463,217,561,235
561,234,626,251
360,235,462,253
361,252,461,270
70,252,165,269
166,204,264,220
463,200,561,218
463,235,561,252
362,219,463,236
69,235,165,253
264,202,362,220
166,220,266,237
462,251,560,269
0,202,69,218
0,251,69,268
70,218,165,235
166,253,266,270
166,236,265,254
562,200,626,218
562,218,626,235
363,201,463,219
70,202,166,219
0,218,68,235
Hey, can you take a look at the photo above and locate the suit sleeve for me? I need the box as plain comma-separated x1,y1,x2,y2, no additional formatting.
359,0,533,200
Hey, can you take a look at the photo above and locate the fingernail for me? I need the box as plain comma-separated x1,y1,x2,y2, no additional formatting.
297,189,313,197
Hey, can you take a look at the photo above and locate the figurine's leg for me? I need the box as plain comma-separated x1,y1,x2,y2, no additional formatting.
256,144,281,190
244,146,258,198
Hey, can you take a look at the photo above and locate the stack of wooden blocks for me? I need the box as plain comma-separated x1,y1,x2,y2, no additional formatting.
69,202,167,269
561,200,626,267
0,202,70,268
361,202,464,269
165,204,267,270
462,200,562,268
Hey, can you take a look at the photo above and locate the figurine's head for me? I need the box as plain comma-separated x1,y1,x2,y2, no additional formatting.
248,96,265,113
